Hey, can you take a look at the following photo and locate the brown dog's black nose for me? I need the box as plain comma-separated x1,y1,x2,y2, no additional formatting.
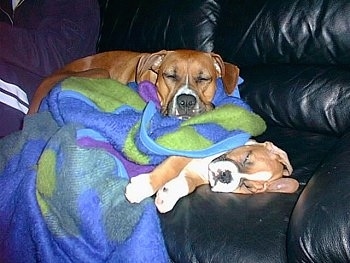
218,170,233,184
176,94,197,113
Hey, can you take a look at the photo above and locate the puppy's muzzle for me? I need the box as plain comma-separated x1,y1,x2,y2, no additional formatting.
209,155,239,184
216,169,234,184
208,155,243,192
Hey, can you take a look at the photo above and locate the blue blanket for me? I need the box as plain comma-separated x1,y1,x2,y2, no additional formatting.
0,77,266,262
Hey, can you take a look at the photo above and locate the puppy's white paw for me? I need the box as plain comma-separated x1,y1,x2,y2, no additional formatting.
125,173,155,203
155,177,188,213
155,186,180,213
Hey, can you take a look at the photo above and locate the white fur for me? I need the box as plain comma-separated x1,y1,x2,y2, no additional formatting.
213,61,222,75
243,171,272,181
153,56,164,68
155,175,189,213
125,173,154,203
208,161,243,192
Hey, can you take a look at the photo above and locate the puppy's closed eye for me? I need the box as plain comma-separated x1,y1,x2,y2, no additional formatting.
242,151,253,167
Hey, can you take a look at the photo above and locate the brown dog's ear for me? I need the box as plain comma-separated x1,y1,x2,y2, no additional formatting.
223,63,240,94
263,141,293,176
210,53,240,95
266,178,299,193
136,50,168,83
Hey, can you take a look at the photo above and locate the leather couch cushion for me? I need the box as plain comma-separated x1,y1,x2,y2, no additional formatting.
215,0,350,66
240,65,350,136
97,0,219,52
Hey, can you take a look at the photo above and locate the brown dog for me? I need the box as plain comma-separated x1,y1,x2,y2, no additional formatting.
125,140,299,213
28,50,240,118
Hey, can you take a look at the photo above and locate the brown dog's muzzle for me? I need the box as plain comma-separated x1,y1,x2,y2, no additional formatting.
166,84,213,119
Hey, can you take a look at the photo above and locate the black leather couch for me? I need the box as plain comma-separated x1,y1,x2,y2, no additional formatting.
97,0,350,262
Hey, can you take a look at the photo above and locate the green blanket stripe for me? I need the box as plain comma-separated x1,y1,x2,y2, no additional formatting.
124,121,151,164
182,104,266,136
36,149,57,215
156,126,212,151
62,77,146,112
156,104,266,150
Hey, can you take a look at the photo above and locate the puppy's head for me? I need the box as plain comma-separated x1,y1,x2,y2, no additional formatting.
136,50,239,119
208,140,299,194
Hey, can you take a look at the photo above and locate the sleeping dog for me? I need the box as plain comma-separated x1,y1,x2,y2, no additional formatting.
29,49,240,117
125,140,299,213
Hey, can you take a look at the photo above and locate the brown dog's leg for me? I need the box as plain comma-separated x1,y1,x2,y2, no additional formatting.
125,156,192,203
28,68,110,114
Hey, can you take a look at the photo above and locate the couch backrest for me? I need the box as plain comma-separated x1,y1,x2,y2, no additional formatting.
97,0,218,53
97,0,350,66
214,0,350,66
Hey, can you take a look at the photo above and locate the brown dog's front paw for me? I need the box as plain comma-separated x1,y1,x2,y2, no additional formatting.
125,173,155,203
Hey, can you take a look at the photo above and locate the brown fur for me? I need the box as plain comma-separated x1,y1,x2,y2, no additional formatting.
28,50,239,114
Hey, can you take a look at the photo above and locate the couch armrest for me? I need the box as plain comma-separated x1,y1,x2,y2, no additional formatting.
287,131,350,262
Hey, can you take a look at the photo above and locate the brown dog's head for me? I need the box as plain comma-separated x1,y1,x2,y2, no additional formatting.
208,140,299,194
136,50,239,119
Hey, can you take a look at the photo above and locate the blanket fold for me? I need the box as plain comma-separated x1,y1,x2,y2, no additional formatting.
0,77,266,262
0,112,169,263
44,77,266,164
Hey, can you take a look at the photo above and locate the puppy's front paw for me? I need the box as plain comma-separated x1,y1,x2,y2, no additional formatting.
155,177,188,213
125,173,155,203
155,186,179,213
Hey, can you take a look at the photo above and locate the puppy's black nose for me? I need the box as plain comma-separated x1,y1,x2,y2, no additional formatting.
176,94,197,112
218,170,233,184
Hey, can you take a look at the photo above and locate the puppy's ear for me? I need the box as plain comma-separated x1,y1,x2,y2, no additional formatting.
211,53,240,95
234,180,265,194
263,141,293,176
234,178,299,194
266,178,299,193
136,50,168,83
